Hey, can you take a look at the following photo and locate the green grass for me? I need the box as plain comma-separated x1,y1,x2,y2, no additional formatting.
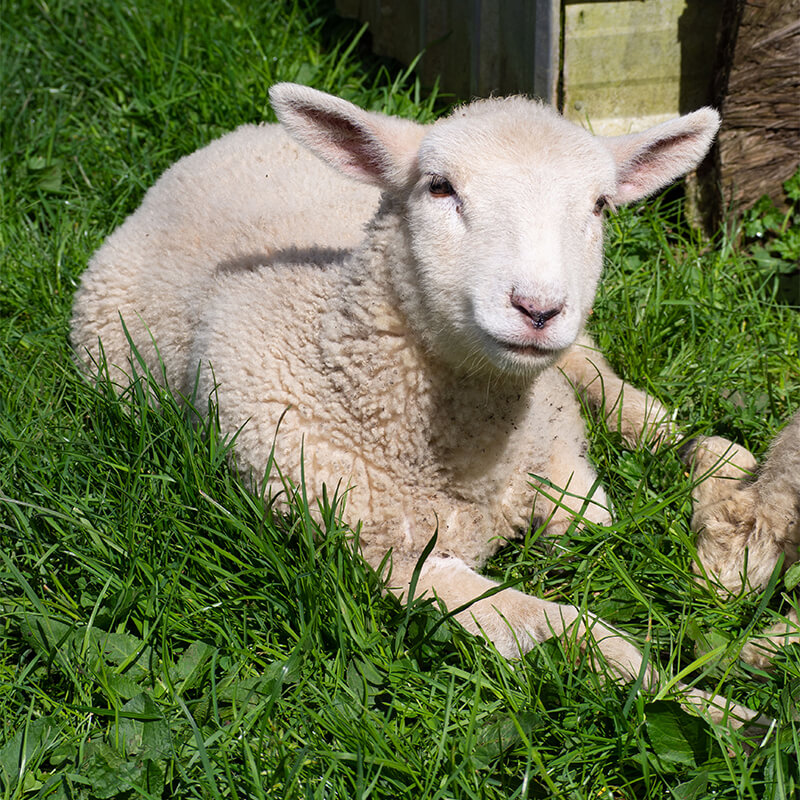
1,1,799,797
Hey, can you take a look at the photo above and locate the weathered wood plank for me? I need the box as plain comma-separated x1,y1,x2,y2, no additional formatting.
562,0,722,135
335,0,559,101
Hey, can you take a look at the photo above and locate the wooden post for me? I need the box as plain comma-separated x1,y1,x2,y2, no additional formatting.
700,0,800,225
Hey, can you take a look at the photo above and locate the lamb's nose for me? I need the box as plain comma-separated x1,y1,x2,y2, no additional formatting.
510,292,563,330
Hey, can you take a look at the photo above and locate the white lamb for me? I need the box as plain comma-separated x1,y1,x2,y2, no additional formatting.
72,84,763,728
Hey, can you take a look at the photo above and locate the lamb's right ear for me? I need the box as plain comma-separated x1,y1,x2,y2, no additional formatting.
269,83,425,188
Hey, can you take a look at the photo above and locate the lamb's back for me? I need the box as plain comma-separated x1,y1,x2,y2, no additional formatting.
71,124,379,391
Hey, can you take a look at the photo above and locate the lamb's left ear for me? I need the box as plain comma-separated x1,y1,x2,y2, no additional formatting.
604,108,720,205
269,83,425,188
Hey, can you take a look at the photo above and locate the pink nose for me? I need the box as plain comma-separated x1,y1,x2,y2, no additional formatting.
510,292,563,330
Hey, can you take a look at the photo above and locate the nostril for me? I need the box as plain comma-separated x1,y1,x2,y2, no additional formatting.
510,292,563,330
529,306,561,329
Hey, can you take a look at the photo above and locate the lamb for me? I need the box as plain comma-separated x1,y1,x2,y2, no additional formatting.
683,410,800,667
72,84,763,729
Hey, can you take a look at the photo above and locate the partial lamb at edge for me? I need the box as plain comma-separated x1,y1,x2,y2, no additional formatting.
71,84,767,731
683,410,800,668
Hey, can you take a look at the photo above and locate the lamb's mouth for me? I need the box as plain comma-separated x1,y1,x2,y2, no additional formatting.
491,336,559,358
478,330,564,365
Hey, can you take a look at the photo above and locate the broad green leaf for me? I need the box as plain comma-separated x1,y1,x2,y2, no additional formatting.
0,716,59,792
116,693,172,762
784,561,800,591
645,701,707,770
672,771,709,800
173,640,217,693
19,614,154,680
80,741,144,799
474,711,541,770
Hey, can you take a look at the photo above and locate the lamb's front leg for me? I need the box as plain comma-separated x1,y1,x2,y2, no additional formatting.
514,369,613,534
557,333,674,449
412,555,648,675
388,554,765,730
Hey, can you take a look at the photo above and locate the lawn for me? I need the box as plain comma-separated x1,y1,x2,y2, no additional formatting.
1,1,798,798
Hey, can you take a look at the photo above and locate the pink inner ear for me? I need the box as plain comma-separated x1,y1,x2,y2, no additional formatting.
293,104,387,183
614,132,709,205
614,178,650,205
606,108,719,206
640,132,696,157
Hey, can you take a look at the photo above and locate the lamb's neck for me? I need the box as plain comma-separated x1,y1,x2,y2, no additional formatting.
327,197,539,460
345,195,421,338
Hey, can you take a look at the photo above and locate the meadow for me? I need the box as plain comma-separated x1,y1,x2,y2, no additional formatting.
1,1,798,797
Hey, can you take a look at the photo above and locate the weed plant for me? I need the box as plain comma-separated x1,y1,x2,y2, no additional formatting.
1,1,798,797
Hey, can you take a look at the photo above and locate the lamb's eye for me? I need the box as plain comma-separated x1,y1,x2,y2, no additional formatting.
594,195,609,215
429,176,455,197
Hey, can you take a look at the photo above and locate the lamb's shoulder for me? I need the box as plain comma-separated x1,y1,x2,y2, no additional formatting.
192,255,443,530
194,252,346,412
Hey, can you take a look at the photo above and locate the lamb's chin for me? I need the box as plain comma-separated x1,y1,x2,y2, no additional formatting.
480,335,563,378
501,350,561,378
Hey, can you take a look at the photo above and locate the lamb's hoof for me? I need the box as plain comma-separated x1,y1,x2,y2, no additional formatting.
681,435,758,477
739,610,800,669
678,437,698,462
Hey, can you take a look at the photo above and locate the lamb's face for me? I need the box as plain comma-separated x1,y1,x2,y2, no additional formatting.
270,84,719,377
403,100,617,377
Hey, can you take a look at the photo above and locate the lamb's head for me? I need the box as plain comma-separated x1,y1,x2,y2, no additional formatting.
270,83,719,378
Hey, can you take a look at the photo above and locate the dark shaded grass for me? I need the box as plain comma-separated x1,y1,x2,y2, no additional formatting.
1,1,799,797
